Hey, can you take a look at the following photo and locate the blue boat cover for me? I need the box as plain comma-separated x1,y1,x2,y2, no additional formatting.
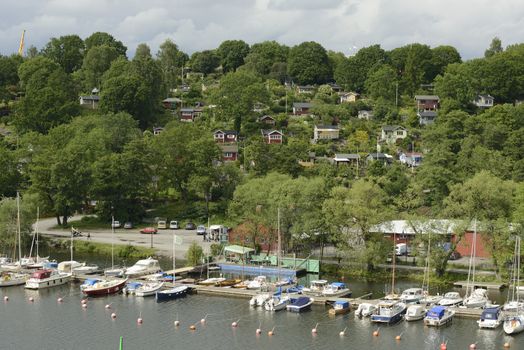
291,297,311,306
481,307,500,319
428,306,446,318
331,282,346,288
127,282,142,288
83,278,100,286
274,287,282,296
334,300,349,307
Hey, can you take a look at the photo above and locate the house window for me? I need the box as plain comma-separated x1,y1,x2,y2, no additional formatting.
227,134,235,139
224,152,233,157
269,134,281,140
396,131,404,136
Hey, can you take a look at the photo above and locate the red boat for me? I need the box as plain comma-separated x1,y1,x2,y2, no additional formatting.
82,278,128,296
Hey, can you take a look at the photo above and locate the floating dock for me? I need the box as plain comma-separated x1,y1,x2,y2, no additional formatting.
452,281,506,290
217,263,306,277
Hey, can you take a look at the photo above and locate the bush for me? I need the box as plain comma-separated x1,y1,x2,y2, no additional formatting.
186,242,204,266
210,243,223,257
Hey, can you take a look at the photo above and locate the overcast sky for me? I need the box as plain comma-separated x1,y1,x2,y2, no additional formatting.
1,0,523,59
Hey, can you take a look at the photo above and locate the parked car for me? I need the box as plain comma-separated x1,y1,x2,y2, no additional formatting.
196,225,206,235
157,219,167,229
123,222,133,229
140,227,158,234
185,222,196,230
169,220,179,229
112,220,121,228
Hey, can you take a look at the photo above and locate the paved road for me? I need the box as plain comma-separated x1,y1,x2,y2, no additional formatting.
38,216,216,259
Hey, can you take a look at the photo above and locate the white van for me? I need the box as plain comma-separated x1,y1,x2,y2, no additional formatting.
157,219,167,229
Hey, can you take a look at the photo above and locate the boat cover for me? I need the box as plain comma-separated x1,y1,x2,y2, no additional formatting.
331,282,346,289
291,297,311,306
481,307,500,319
334,300,349,308
427,306,446,318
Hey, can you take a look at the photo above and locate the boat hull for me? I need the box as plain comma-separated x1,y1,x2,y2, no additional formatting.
286,298,313,313
371,311,405,324
25,274,71,289
424,314,454,327
504,315,524,335
329,307,350,315
155,286,189,302
82,279,127,296
135,283,164,297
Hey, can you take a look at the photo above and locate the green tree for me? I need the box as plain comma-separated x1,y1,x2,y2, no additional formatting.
0,142,20,197
430,45,462,78
134,43,152,60
485,37,503,58
243,41,289,76
217,40,250,72
402,44,432,95
81,44,121,89
287,41,332,84
156,39,189,91
0,54,21,101
14,57,79,134
322,179,392,271
41,35,85,73
84,32,127,57
189,50,220,75
0,196,35,255
444,171,516,276
335,44,386,92
186,242,204,266
364,64,398,102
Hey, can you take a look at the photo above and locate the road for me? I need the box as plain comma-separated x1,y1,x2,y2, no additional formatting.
38,216,216,259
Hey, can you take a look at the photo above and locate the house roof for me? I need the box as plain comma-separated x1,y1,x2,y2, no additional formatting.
382,125,406,132
180,108,195,112
358,110,373,114
367,153,393,160
219,144,238,152
370,219,459,235
297,85,315,89
259,115,275,121
214,129,237,136
224,245,255,255
334,153,360,161
414,95,439,101
478,94,494,99
80,95,100,101
261,129,283,136
340,91,359,97
418,111,438,117
162,97,182,103
315,125,339,130
293,102,312,108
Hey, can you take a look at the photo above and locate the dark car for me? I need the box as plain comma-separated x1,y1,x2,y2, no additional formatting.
185,222,196,230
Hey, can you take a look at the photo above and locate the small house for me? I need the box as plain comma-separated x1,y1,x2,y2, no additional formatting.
261,129,283,144
418,111,437,126
293,102,312,115
399,152,423,167
219,144,239,162
328,83,342,93
153,127,164,136
357,110,373,120
296,85,315,94
339,92,359,103
253,102,269,113
473,94,494,108
258,115,276,126
415,95,439,111
313,125,340,142
180,108,202,122
213,130,238,143
367,153,393,163
333,153,360,166
162,97,182,109
381,126,408,144
79,95,100,109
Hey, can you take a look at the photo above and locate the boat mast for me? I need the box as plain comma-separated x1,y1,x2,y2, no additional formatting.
277,207,281,281
172,232,176,281
111,216,115,270
36,207,39,260
16,192,21,262
391,231,396,296
465,219,475,298
471,219,478,295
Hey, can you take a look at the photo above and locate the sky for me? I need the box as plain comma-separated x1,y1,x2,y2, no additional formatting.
1,0,524,59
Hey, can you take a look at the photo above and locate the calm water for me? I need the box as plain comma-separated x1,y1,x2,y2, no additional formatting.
1,282,523,350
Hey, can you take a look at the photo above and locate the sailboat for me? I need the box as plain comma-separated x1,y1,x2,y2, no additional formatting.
25,208,51,269
57,226,99,275
463,219,489,308
104,216,125,277
503,236,524,335
0,193,29,286
383,232,400,300
156,233,189,302
419,230,442,305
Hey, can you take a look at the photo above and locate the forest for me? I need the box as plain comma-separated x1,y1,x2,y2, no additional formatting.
1,33,524,276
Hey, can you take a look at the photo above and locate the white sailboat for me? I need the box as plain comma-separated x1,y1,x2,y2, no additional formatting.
503,236,524,335
419,231,442,305
104,216,125,277
384,232,399,300
463,219,489,309
58,226,99,275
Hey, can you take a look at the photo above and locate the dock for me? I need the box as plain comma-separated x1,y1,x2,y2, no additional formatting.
452,280,506,290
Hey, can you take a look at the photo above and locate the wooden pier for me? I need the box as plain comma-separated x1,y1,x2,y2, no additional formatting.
452,280,506,290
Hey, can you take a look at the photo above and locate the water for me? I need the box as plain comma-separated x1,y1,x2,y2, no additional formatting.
1,283,522,350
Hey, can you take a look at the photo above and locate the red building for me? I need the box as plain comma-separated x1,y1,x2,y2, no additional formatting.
414,95,440,111
219,144,238,162
180,108,202,122
213,130,238,143
261,129,283,144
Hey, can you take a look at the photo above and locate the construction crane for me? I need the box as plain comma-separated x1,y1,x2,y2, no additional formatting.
18,30,25,56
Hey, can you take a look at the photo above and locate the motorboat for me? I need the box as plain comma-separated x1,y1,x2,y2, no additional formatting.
371,300,407,324
72,264,100,275
249,293,271,307
1,261,22,271
25,269,71,289
264,295,291,311
405,305,426,321
503,301,524,312
232,280,249,289
285,286,304,295
355,303,377,318
155,285,189,302
463,288,489,309
135,282,164,297
503,314,524,335
424,306,455,327
322,282,352,297
303,280,328,295
104,267,125,277
0,272,27,287
122,281,143,295
286,296,314,313
247,276,267,290
478,306,503,329
198,277,226,286
124,257,161,278
419,293,443,306
215,279,241,287
82,278,128,296
329,300,351,315
438,292,463,306
57,260,83,273
400,288,424,304
274,278,294,287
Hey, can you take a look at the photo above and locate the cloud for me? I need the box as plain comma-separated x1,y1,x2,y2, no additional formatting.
1,0,523,59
